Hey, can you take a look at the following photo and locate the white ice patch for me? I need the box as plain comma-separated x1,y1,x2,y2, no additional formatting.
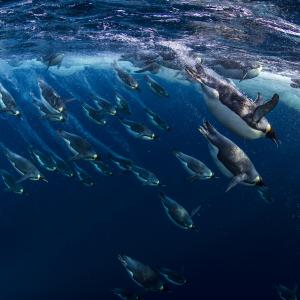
236,71,300,112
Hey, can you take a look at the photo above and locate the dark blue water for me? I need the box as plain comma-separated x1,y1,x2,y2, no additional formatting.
0,1,299,300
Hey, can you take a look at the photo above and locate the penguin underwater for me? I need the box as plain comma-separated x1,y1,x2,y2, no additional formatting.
186,64,279,143
57,130,99,161
198,121,271,202
0,169,25,194
0,87,21,117
210,58,262,82
118,255,169,292
159,192,201,231
172,149,215,181
0,145,47,183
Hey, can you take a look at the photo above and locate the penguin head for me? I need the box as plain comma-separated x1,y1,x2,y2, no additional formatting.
255,176,265,187
92,153,100,161
161,283,171,293
266,127,279,146
15,110,22,118
37,173,48,183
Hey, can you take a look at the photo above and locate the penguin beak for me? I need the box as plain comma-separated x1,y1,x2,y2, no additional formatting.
266,128,280,146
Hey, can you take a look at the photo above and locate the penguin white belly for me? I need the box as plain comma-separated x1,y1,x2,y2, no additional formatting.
208,143,233,178
0,97,7,109
203,95,265,139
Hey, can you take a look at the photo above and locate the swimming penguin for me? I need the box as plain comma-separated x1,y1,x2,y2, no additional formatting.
41,53,64,70
186,64,279,143
90,160,113,176
81,102,107,126
130,164,160,186
115,93,132,115
172,149,215,181
119,118,157,141
158,268,187,286
107,152,133,172
143,107,171,131
276,284,298,300
0,169,24,195
112,288,142,300
73,163,95,187
0,87,21,117
199,121,271,201
28,146,57,172
32,97,66,122
118,255,169,292
112,62,139,90
93,97,117,116
134,62,160,74
38,80,71,113
210,58,262,82
159,192,201,231
144,75,169,97
0,144,46,183
57,130,99,161
119,51,159,68
53,155,74,177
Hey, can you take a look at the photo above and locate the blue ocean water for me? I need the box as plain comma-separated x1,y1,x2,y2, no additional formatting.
0,1,300,300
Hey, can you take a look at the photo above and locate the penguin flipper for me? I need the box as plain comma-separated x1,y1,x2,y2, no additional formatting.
225,174,247,192
17,175,31,184
253,94,279,123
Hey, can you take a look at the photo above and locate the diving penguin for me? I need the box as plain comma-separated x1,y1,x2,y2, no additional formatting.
90,160,113,176
112,62,139,90
81,102,107,126
276,284,298,300
144,108,171,132
130,164,160,186
159,192,201,231
57,130,100,161
119,118,157,141
73,163,95,187
158,268,187,286
0,144,46,183
172,149,215,181
38,80,73,114
0,169,25,195
28,146,57,172
186,64,279,143
198,121,271,202
93,97,117,116
144,75,169,97
112,288,142,300
118,255,169,292
115,93,132,115
0,87,21,117
53,155,74,177
210,58,262,81
41,53,64,70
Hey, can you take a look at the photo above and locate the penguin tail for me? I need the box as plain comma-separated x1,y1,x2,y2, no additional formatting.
198,120,218,138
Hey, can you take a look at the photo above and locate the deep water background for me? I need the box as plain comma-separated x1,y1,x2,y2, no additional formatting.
0,1,299,300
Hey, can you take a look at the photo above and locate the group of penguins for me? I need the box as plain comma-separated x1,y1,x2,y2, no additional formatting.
0,49,298,300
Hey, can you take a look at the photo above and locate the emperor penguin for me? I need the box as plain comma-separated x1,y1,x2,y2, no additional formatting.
186,64,279,143
198,121,271,202
118,255,169,292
